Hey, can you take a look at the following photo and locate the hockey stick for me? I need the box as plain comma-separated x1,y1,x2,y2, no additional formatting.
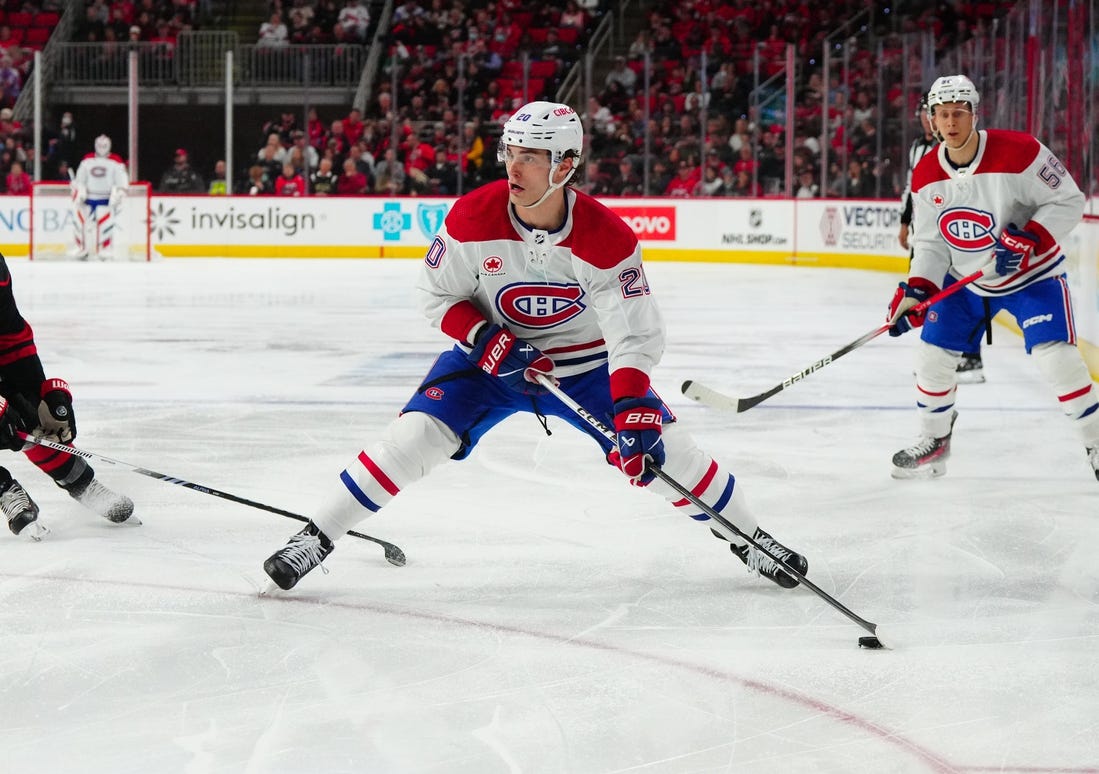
682,265,994,412
536,376,890,647
16,432,407,567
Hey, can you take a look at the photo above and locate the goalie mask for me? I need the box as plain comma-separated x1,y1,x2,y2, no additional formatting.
498,101,583,209
94,134,112,157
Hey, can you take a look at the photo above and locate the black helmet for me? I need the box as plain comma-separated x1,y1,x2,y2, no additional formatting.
916,92,929,116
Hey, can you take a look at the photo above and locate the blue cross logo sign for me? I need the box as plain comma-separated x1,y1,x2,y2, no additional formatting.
373,202,412,241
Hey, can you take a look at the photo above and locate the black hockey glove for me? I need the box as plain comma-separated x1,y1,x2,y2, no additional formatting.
38,378,76,443
0,397,27,451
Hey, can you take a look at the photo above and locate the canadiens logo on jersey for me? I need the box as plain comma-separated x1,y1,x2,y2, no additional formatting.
937,207,996,252
496,282,586,329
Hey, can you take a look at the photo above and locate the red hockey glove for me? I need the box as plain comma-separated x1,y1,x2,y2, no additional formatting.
993,223,1039,275
38,378,76,443
608,396,665,486
467,324,555,395
887,277,939,337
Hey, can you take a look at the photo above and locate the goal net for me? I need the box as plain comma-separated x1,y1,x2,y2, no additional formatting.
29,182,155,261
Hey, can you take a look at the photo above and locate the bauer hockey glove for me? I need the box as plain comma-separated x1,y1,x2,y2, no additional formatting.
887,277,939,337
37,378,76,443
467,324,555,395
609,396,665,487
993,223,1039,275
0,397,27,451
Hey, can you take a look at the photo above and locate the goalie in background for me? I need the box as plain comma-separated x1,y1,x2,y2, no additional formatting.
71,134,129,261
0,253,137,539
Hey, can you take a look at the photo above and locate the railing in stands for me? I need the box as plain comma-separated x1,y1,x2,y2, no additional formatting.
45,35,367,88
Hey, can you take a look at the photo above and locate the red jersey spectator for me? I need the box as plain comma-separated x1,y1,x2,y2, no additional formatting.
274,163,306,196
335,158,368,195
664,160,699,197
5,161,30,195
343,108,364,145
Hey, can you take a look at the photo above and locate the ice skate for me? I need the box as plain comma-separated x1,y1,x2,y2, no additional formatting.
1,478,45,539
1087,446,1099,481
892,412,957,479
730,527,807,589
955,353,985,384
263,521,334,590
68,477,138,524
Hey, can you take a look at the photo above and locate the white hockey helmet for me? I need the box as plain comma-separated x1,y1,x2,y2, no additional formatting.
94,134,111,157
498,101,583,167
926,74,979,114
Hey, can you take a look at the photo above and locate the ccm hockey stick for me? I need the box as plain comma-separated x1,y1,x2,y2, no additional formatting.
17,432,407,567
536,376,891,648
682,265,993,412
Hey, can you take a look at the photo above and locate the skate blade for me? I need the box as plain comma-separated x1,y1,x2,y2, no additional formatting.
955,371,986,384
891,462,946,479
24,522,51,541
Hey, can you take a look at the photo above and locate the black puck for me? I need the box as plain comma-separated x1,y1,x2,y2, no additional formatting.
858,636,883,649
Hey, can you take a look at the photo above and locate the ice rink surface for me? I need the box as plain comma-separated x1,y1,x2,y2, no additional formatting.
1,257,1096,774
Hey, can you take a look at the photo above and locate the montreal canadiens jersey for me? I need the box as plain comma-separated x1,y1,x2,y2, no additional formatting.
911,128,1084,296
417,179,665,379
74,153,129,199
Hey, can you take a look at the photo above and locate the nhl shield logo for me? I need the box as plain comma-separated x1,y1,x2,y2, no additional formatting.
416,203,449,240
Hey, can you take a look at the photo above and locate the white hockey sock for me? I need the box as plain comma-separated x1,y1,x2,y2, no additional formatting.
313,412,460,540
649,424,760,543
914,341,961,438
1031,341,1099,445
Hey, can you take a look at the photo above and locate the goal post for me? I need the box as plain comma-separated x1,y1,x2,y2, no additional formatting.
29,181,154,262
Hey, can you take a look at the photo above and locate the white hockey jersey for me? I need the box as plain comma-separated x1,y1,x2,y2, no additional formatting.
74,152,129,199
417,179,665,382
910,128,1084,296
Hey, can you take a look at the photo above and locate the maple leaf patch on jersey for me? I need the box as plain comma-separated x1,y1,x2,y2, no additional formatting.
937,208,997,252
496,283,586,329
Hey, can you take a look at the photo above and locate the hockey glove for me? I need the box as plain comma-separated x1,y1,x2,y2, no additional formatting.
467,324,555,395
37,378,76,443
0,397,27,451
108,186,125,208
887,277,939,337
609,396,665,486
993,223,1039,275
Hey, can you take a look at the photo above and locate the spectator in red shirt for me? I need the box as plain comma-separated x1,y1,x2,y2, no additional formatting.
274,162,306,196
335,157,367,195
664,159,700,197
343,107,364,145
4,160,30,195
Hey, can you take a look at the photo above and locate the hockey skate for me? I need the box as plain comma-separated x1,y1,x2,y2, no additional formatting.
730,527,808,589
892,412,957,479
263,521,334,590
1088,446,1099,481
955,353,985,384
68,477,138,524
1,478,45,539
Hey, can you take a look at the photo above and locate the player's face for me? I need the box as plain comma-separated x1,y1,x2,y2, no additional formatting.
931,101,975,149
503,144,553,205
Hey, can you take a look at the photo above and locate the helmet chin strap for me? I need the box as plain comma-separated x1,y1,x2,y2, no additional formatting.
517,162,577,210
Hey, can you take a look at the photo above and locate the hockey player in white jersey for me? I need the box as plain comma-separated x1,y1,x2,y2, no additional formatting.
71,134,129,260
263,100,808,591
898,92,986,383
887,74,1099,480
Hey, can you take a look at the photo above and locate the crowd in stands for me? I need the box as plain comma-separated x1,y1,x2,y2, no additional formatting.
3,0,1024,199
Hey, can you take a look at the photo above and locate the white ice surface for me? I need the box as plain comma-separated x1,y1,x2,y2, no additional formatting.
1,258,1097,774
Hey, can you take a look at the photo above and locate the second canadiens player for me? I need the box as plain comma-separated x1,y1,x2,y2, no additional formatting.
887,74,1099,480
71,134,129,260
263,100,809,591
